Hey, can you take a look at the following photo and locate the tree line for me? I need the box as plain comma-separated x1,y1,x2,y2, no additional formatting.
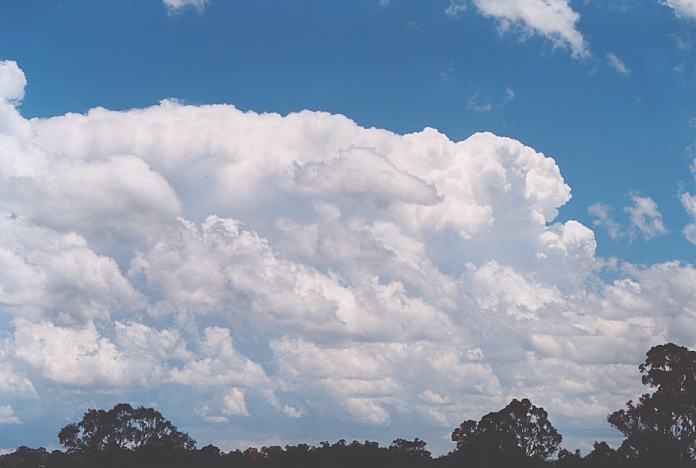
2,342,696,468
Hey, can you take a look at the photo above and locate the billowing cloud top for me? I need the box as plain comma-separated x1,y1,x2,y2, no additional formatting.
0,60,694,453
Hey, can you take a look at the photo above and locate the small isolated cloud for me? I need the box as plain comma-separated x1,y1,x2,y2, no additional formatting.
606,53,630,75
0,405,20,424
660,0,696,19
671,34,691,51
625,195,667,240
223,388,249,417
441,61,456,82
447,0,589,58
163,0,207,13
467,95,493,113
681,192,696,245
467,87,516,113
194,406,229,424
680,161,696,245
588,202,622,239
445,1,467,17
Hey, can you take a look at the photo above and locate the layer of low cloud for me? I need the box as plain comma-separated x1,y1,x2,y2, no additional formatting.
0,60,695,453
447,0,589,58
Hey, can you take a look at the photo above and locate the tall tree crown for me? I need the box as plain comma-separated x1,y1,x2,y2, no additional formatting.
608,343,696,461
58,403,196,452
451,398,562,460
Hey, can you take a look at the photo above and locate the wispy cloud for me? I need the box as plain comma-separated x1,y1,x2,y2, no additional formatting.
606,53,631,75
660,0,696,19
588,202,622,239
680,158,696,245
625,194,667,239
163,0,207,14
467,94,493,113
467,86,515,113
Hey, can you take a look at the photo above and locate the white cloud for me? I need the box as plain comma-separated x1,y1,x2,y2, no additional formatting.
681,190,696,244
169,327,269,387
606,53,631,75
222,388,249,417
446,1,468,17
448,0,589,58
588,202,622,238
467,95,493,113
0,61,25,103
2,60,696,453
294,147,440,206
343,397,391,425
0,405,20,424
660,0,696,19
0,214,143,323
625,195,667,239
0,358,36,397
13,319,132,387
163,0,207,13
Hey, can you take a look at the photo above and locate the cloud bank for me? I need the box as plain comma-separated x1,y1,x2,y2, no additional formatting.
0,60,694,453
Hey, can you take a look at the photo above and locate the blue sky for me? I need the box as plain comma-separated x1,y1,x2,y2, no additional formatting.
2,0,696,456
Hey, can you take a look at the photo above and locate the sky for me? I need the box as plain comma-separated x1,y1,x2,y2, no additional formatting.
2,0,696,456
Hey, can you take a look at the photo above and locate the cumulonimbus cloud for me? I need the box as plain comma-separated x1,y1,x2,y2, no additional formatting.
0,60,694,453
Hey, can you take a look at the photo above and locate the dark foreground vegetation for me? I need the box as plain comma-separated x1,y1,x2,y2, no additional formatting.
3,343,696,468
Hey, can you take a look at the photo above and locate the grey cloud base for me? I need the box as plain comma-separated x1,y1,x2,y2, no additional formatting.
0,61,694,453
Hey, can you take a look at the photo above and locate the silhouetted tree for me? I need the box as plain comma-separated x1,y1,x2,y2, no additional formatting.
608,343,696,463
389,438,431,459
583,441,620,468
58,403,195,452
452,398,562,460
555,447,582,467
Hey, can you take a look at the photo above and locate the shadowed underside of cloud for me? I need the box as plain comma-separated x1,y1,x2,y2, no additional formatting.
0,60,695,452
